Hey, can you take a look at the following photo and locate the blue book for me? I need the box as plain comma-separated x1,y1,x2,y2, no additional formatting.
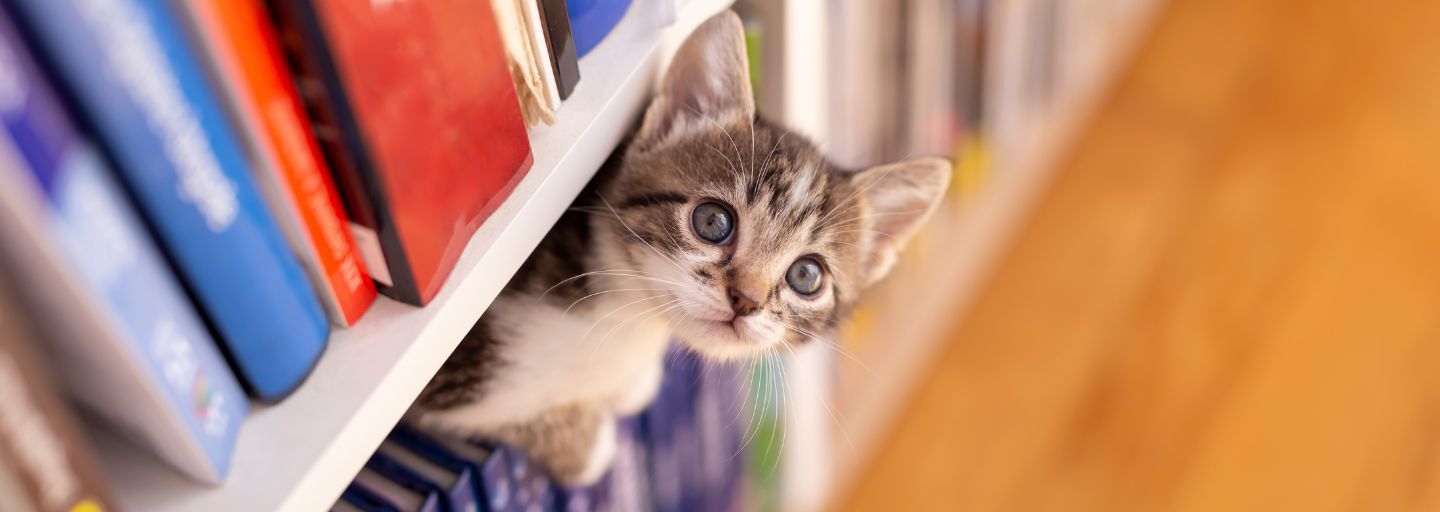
361,452,444,512
608,417,651,512
336,482,402,512
693,361,744,512
0,11,246,483
427,433,518,512
381,428,482,512
4,0,330,400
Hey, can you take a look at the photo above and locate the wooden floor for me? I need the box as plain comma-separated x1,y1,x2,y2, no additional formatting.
839,0,1440,510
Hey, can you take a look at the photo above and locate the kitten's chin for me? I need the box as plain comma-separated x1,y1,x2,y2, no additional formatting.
670,316,777,361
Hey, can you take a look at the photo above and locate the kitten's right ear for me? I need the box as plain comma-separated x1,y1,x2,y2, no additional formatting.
636,11,755,149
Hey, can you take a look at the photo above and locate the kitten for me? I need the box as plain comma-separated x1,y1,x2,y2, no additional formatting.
408,11,950,484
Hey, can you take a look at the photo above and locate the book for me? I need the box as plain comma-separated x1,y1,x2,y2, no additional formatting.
537,0,582,101
268,0,534,306
0,269,116,512
492,0,564,126
357,452,443,512
183,0,377,327
0,9,247,483
608,417,652,512
565,0,633,57
6,0,332,401
426,434,518,512
376,432,481,512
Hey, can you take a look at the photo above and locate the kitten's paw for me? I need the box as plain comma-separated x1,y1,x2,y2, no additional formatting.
553,414,617,486
610,362,663,415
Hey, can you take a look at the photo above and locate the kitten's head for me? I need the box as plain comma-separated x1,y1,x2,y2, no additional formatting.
595,12,949,360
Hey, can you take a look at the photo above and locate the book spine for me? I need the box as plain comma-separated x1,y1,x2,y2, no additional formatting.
7,0,331,401
536,0,581,100
0,9,247,482
0,271,116,512
264,0,412,300
184,0,377,327
268,0,534,306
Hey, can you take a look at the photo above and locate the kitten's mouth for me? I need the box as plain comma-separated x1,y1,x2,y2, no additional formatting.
697,317,744,339
677,313,755,350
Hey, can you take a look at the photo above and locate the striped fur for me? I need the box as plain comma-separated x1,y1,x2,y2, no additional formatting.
410,11,949,485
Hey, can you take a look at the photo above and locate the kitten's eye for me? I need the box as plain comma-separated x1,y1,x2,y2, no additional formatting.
691,201,734,244
786,257,824,296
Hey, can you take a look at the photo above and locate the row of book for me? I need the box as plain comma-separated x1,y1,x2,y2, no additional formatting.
335,351,747,512
731,0,1162,508
0,0,633,493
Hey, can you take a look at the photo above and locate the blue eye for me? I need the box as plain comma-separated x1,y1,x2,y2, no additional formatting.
786,257,824,296
691,201,734,244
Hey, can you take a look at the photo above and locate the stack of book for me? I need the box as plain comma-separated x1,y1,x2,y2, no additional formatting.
334,350,747,512
0,0,610,491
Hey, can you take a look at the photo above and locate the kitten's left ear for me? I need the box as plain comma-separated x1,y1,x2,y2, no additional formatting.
635,11,755,149
853,157,952,287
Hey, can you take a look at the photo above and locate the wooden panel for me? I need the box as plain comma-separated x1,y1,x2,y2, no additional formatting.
839,0,1440,509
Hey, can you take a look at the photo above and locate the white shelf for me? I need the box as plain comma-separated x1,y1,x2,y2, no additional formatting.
96,6,681,511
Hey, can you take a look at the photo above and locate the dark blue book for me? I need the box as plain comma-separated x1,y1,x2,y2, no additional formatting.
427,433,516,512
4,0,330,401
608,417,651,512
555,474,608,512
0,9,246,483
382,427,482,512
356,452,444,512
694,363,746,512
645,354,701,512
503,449,556,512
335,482,402,512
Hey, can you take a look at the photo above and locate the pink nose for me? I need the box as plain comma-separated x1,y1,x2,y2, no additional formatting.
728,287,761,316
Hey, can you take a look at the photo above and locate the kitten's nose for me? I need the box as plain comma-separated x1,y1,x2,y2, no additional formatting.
728,287,761,317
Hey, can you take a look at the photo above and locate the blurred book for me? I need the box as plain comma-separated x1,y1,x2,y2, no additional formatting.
566,0,632,57
349,452,443,512
538,0,582,100
492,0,564,125
6,0,332,402
268,0,534,307
0,10,247,483
0,266,116,512
377,429,481,512
341,348,746,511
183,0,377,327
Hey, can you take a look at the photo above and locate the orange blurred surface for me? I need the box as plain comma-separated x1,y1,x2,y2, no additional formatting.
839,0,1440,509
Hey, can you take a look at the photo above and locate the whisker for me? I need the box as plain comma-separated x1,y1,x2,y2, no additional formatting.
564,287,671,314
786,325,877,377
595,298,684,351
598,196,693,276
580,294,674,343
541,268,684,297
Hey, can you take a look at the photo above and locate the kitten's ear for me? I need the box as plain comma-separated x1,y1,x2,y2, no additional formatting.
636,11,755,148
853,157,952,287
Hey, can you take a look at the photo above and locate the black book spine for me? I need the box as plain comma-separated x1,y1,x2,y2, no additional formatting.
536,0,581,100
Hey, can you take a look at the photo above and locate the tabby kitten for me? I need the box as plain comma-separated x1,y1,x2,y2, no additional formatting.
409,11,950,484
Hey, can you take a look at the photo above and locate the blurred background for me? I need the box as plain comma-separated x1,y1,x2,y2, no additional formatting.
730,0,1440,510
0,0,1435,510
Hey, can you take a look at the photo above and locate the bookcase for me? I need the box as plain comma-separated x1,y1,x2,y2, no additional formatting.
88,1,731,510
735,0,1172,509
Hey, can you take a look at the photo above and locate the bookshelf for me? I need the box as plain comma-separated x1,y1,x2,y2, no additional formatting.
761,0,1171,510
92,2,728,510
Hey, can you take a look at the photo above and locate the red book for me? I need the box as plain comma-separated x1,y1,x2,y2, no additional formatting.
186,0,377,325
268,0,534,306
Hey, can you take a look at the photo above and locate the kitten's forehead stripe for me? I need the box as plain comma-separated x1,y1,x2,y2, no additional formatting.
619,191,688,210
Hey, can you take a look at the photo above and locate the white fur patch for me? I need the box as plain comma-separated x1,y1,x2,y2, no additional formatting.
414,291,673,432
